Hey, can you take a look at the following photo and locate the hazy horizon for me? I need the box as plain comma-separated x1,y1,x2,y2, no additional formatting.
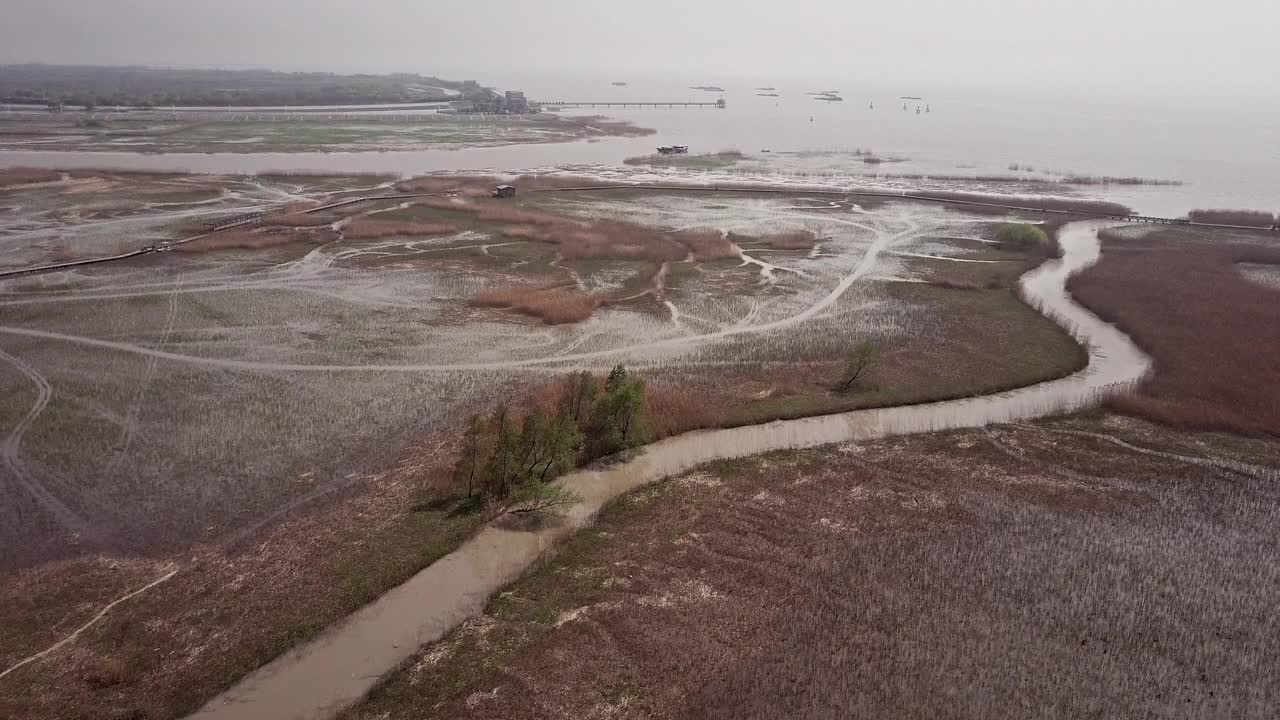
3,0,1277,101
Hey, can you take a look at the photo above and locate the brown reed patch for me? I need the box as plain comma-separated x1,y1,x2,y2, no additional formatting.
733,230,819,250
676,230,738,260
500,225,553,242
261,212,333,228
469,283,602,324
342,219,458,240
180,227,338,252
0,167,62,188
1070,227,1280,435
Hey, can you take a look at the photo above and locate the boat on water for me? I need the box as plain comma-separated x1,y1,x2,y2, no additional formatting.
611,81,628,86
657,145,689,155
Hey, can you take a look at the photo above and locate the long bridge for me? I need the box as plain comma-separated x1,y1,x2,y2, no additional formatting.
538,99,726,109
1,184,1274,280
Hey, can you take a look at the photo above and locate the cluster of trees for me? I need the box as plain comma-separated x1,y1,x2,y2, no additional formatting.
452,366,654,516
0,65,487,108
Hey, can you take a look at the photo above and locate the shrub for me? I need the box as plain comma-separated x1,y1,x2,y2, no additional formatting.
996,223,1052,253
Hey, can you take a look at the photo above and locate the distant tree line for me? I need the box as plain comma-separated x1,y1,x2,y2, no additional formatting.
0,64,490,108
1187,209,1278,228
452,366,654,516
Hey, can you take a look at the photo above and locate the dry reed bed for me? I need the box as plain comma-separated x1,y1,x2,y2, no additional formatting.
910,190,1132,216
341,219,458,240
434,196,752,323
468,283,602,325
179,227,338,251
623,150,745,167
261,212,333,228
394,174,618,196
0,167,62,187
733,230,819,250
863,171,1180,187
1070,227,1280,435
348,417,1280,720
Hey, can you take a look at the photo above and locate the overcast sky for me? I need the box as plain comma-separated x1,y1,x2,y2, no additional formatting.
2,0,1276,97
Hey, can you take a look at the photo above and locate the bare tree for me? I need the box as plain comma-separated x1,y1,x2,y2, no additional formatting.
839,342,882,392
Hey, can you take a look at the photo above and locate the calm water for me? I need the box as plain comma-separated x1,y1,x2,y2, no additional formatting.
2,76,1276,216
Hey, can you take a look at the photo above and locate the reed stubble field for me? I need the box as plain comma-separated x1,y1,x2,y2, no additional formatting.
347,414,1280,720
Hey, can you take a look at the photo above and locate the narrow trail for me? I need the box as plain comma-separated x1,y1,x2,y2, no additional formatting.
1017,424,1280,481
189,221,1154,720
0,565,180,682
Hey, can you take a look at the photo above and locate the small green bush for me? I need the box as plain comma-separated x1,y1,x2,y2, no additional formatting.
996,223,1052,253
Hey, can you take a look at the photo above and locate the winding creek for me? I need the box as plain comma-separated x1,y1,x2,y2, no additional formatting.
189,219,1151,720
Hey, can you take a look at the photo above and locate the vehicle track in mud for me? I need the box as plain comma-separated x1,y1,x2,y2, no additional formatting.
0,347,98,541
0,203,917,372
104,274,183,475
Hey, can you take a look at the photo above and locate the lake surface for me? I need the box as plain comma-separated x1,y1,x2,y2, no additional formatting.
2,77,1276,216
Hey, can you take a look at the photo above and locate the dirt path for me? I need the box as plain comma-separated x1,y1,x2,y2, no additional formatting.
188,220,1151,720
0,565,179,681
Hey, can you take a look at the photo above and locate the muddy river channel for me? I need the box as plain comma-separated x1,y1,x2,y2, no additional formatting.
190,220,1150,720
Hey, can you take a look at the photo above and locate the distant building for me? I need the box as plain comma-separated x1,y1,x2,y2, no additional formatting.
492,185,517,199
468,89,540,115
504,91,529,114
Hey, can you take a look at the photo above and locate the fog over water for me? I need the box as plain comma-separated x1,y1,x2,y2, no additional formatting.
2,0,1277,214
5,0,1278,97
